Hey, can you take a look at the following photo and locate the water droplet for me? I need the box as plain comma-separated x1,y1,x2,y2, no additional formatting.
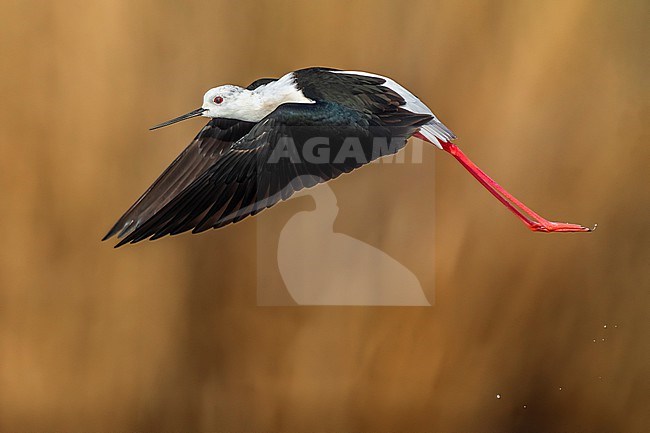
496,394,501,399
602,338,606,342
559,387,562,391
614,324,618,328
523,405,527,408
603,324,607,328
593,339,597,343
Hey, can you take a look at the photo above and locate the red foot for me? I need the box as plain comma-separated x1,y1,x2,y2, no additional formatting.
527,221,594,233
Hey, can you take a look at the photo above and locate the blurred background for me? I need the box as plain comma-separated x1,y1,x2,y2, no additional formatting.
1,0,648,431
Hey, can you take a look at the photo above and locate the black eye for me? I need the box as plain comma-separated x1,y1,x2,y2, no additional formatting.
213,96,223,104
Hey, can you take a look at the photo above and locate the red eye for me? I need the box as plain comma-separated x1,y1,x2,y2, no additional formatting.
213,96,223,104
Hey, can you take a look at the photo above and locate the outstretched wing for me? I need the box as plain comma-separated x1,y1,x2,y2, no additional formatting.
111,101,432,246
104,79,279,241
103,118,257,240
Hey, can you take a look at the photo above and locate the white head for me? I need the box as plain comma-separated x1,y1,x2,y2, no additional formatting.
149,84,251,130
201,85,249,119
149,72,314,130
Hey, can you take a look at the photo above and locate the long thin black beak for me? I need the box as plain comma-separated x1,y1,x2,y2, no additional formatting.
149,108,207,130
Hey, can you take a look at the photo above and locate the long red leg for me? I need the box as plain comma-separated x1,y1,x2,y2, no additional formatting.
416,134,592,232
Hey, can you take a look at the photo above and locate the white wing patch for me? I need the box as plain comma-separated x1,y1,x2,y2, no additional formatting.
332,70,455,149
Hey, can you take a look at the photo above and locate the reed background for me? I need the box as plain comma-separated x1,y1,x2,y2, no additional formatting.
1,0,648,431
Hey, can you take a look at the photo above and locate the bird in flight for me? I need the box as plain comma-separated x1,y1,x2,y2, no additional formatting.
103,67,592,247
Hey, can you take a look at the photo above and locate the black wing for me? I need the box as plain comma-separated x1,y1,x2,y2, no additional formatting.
112,101,432,246
103,118,258,240
104,78,279,240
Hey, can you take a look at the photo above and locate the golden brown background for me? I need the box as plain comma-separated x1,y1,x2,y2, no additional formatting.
1,0,648,431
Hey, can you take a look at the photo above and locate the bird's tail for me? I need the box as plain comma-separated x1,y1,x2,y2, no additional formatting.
416,119,456,149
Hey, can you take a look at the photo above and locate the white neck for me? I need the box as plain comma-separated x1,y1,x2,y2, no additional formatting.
237,73,314,122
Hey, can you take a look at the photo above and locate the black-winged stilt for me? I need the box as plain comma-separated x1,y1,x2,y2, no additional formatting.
104,67,591,247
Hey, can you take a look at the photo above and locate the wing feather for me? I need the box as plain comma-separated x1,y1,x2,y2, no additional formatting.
111,101,432,246
103,118,256,240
